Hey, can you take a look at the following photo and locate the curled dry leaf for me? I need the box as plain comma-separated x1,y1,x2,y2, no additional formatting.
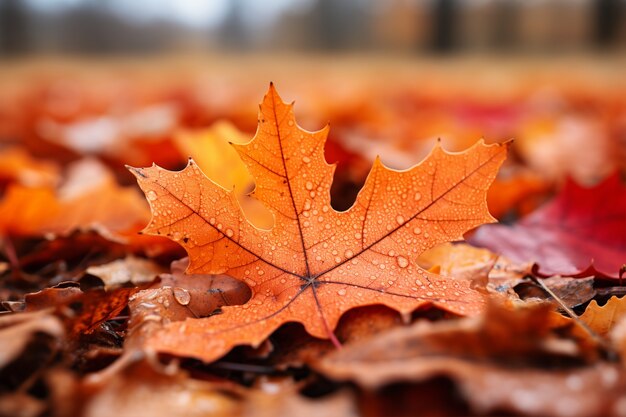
129,84,508,362
86,256,166,290
417,242,533,293
23,285,83,312
125,258,250,350
471,173,626,279
315,303,623,417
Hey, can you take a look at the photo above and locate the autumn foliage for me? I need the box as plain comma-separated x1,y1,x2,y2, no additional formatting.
1,59,626,417
129,85,506,361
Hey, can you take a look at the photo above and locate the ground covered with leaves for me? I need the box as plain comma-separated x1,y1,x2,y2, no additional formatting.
1,56,625,417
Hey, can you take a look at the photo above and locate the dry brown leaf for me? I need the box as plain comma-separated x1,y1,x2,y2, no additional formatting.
86,256,166,290
316,303,621,417
81,361,357,417
0,311,64,368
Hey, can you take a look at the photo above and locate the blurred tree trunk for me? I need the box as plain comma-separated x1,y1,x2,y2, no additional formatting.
492,0,518,51
0,0,29,56
431,0,457,52
594,0,621,46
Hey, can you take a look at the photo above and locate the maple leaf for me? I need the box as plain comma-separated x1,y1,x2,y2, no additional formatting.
470,173,626,278
129,84,508,362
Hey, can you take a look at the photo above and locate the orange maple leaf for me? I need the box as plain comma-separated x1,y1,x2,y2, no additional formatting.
129,84,508,362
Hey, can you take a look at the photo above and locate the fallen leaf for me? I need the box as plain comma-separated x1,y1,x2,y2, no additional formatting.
0,147,60,187
416,242,533,290
125,259,251,350
23,285,83,312
470,173,626,278
514,276,596,308
315,303,622,417
82,362,241,417
130,84,508,362
174,121,273,229
0,159,150,238
86,256,166,290
174,121,253,196
69,287,139,337
0,311,64,368
270,305,406,370
486,167,550,219
81,361,358,417
517,114,616,184
580,296,626,337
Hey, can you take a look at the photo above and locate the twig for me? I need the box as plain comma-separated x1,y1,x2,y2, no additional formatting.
530,275,618,361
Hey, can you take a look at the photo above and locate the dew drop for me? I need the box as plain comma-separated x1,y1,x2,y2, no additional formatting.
302,156,311,164
257,270,265,276
344,250,353,258
337,288,346,296
396,215,405,225
379,264,386,270
147,190,157,201
396,256,409,268
288,120,294,126
173,288,191,305
335,256,341,263
413,226,421,235
414,192,422,201
305,181,314,190
225,229,234,237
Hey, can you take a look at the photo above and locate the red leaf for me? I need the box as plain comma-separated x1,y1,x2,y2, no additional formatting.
470,173,626,278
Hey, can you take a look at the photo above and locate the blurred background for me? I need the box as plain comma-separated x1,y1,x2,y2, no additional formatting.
1,0,625,222
1,0,625,55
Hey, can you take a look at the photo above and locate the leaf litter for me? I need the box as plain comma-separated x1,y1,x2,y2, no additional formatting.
1,72,626,417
